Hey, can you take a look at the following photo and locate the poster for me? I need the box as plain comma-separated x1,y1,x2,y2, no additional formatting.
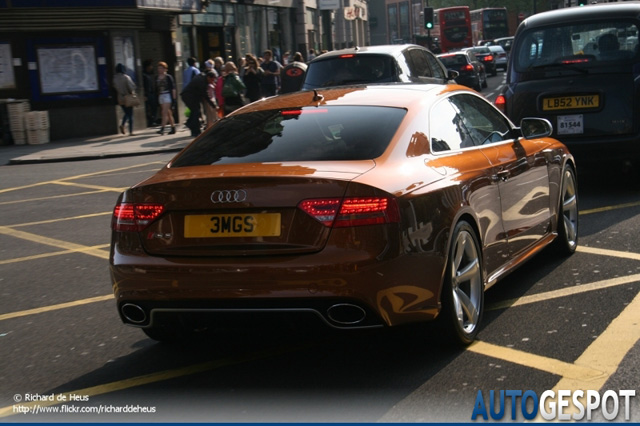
113,36,137,82
37,45,98,94
0,43,16,90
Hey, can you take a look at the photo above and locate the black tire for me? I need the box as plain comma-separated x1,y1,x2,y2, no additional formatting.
474,77,482,92
438,221,484,346
553,164,579,256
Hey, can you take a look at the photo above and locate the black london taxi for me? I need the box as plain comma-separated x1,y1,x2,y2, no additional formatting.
495,2,640,163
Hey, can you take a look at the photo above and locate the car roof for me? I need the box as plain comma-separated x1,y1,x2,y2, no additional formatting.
310,44,428,62
519,2,640,30
437,52,469,58
487,45,506,52
234,83,468,113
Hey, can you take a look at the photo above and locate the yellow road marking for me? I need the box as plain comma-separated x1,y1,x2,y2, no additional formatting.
8,212,111,228
537,290,640,419
0,344,299,418
577,245,640,261
0,190,113,206
580,200,640,215
51,181,126,192
0,226,109,260
467,341,604,381
487,273,640,311
0,162,163,194
0,244,110,265
0,295,113,322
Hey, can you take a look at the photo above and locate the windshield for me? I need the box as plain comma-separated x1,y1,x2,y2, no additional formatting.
171,106,407,167
514,20,639,71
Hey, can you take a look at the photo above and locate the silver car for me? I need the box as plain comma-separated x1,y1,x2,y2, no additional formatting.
487,45,508,71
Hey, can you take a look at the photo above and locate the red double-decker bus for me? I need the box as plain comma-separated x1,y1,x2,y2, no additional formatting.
432,6,472,53
470,7,509,45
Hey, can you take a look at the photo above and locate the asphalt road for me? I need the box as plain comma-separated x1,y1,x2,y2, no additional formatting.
0,79,639,422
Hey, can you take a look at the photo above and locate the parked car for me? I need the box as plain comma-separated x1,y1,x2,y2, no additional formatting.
301,44,457,90
110,84,578,346
465,46,497,76
495,2,640,163
487,45,508,71
437,50,487,91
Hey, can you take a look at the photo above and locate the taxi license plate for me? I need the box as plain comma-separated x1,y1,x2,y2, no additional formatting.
184,213,281,238
542,95,599,111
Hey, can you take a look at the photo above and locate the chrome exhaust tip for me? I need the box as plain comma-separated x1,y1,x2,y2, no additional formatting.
121,303,147,324
326,303,367,326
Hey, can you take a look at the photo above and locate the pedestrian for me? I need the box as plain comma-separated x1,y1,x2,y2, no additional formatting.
181,70,218,137
260,49,282,97
156,61,177,135
242,53,263,103
221,61,247,115
112,63,137,136
142,59,158,127
213,57,224,77
182,56,200,89
204,69,218,129
308,48,317,61
279,51,308,94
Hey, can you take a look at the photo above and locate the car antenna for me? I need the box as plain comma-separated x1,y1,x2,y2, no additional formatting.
312,89,324,103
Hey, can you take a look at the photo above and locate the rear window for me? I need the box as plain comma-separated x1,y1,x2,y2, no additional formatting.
303,55,397,89
514,20,640,72
439,54,467,67
171,106,407,167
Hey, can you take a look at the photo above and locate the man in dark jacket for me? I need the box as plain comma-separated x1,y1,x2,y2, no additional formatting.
181,70,218,137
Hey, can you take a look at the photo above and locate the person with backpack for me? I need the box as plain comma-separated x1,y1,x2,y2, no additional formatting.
221,61,247,115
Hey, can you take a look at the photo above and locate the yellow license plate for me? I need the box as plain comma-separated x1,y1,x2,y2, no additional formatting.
184,213,281,238
542,95,599,111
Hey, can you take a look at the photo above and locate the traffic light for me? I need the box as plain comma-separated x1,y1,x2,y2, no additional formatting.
424,7,434,30
578,0,586,5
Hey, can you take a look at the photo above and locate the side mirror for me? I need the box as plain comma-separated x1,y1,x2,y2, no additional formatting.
520,117,553,139
448,70,459,81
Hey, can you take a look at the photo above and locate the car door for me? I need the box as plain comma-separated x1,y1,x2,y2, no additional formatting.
448,94,553,261
427,95,508,280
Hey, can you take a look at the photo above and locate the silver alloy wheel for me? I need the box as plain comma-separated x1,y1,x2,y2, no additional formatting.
561,167,578,250
450,229,483,335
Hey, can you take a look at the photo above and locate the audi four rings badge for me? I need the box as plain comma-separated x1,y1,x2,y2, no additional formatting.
211,190,247,203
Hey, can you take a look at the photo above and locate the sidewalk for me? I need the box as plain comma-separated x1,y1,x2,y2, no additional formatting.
0,126,193,166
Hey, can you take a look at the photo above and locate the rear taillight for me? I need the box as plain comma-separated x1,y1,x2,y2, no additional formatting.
112,203,164,232
484,55,494,62
494,94,506,113
462,64,474,72
299,197,400,228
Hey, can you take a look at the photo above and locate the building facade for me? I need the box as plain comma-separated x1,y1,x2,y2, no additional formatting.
0,0,369,143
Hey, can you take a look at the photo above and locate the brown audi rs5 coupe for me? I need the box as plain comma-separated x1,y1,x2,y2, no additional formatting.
110,83,578,345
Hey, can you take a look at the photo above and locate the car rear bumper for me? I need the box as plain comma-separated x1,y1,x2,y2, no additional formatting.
110,251,445,330
558,134,640,163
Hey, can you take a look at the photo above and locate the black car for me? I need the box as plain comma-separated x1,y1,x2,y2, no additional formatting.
486,36,514,55
437,50,487,91
301,44,457,90
496,2,640,163
465,46,497,76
